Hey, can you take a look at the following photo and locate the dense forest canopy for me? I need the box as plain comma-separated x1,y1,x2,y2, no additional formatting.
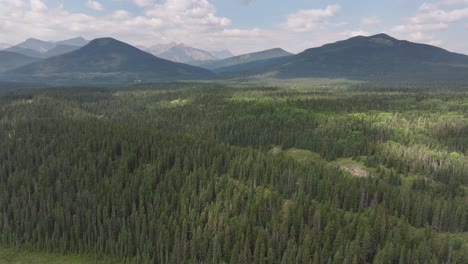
0,79,467,263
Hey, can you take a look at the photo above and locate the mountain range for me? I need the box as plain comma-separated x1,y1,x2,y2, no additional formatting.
190,48,293,73
3,38,213,83
3,37,89,59
1,33,468,84
3,37,233,63
209,50,235,60
145,42,231,63
0,43,12,50
0,51,40,72
225,34,468,81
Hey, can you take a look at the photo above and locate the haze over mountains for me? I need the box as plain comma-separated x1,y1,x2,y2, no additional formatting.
216,34,468,81
0,43,12,50
3,37,89,59
261,34,468,80
190,48,293,73
2,37,234,64
0,51,40,72
1,33,468,84
4,38,213,83
145,42,219,63
209,50,235,60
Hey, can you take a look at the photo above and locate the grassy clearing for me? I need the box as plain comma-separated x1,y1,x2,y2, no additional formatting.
170,99,189,106
273,147,373,178
401,174,423,190
270,146,322,163
282,148,324,163
330,157,374,177
0,247,120,264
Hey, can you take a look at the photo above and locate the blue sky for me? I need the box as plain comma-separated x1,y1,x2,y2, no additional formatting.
1,0,468,54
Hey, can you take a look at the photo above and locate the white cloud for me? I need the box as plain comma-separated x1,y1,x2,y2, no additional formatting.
418,0,468,11
281,4,342,32
341,29,370,38
391,23,448,33
5,0,25,8
361,16,380,27
389,1,468,48
111,10,131,19
220,28,266,37
86,1,103,11
131,0,154,8
418,2,440,12
4,0,462,55
411,7,468,23
408,1,468,24
202,28,286,52
0,0,240,51
0,1,372,54
442,0,468,5
30,0,47,12
145,0,231,28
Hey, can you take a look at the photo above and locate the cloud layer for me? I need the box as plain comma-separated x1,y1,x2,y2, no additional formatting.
281,4,342,33
0,0,467,54
391,0,468,46
86,1,103,11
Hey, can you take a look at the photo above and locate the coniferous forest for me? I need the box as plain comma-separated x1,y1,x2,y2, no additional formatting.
0,80,467,263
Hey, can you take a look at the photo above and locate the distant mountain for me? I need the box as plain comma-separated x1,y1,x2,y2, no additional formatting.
225,34,468,81
191,48,293,72
214,56,292,77
210,50,235,59
5,37,89,58
56,37,89,47
148,42,178,54
0,43,12,50
146,43,218,63
42,44,81,58
4,46,43,58
8,38,56,53
3,38,213,84
0,51,39,72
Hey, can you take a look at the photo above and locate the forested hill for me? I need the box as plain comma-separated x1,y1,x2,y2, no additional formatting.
0,51,39,73
3,38,213,84
190,48,293,72
2,34,468,84
0,81,467,263
218,34,468,81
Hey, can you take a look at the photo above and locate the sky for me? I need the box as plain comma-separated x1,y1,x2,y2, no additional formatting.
1,0,468,55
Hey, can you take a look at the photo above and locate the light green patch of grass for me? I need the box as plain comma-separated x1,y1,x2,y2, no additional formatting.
434,232,468,244
196,78,364,93
401,174,422,190
0,247,121,264
273,147,372,178
280,199,294,222
330,157,373,177
400,173,447,192
432,232,468,260
170,99,189,106
226,96,275,103
9,99,33,107
270,146,283,155
228,78,364,93
147,98,190,110
113,89,165,98
282,148,324,163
